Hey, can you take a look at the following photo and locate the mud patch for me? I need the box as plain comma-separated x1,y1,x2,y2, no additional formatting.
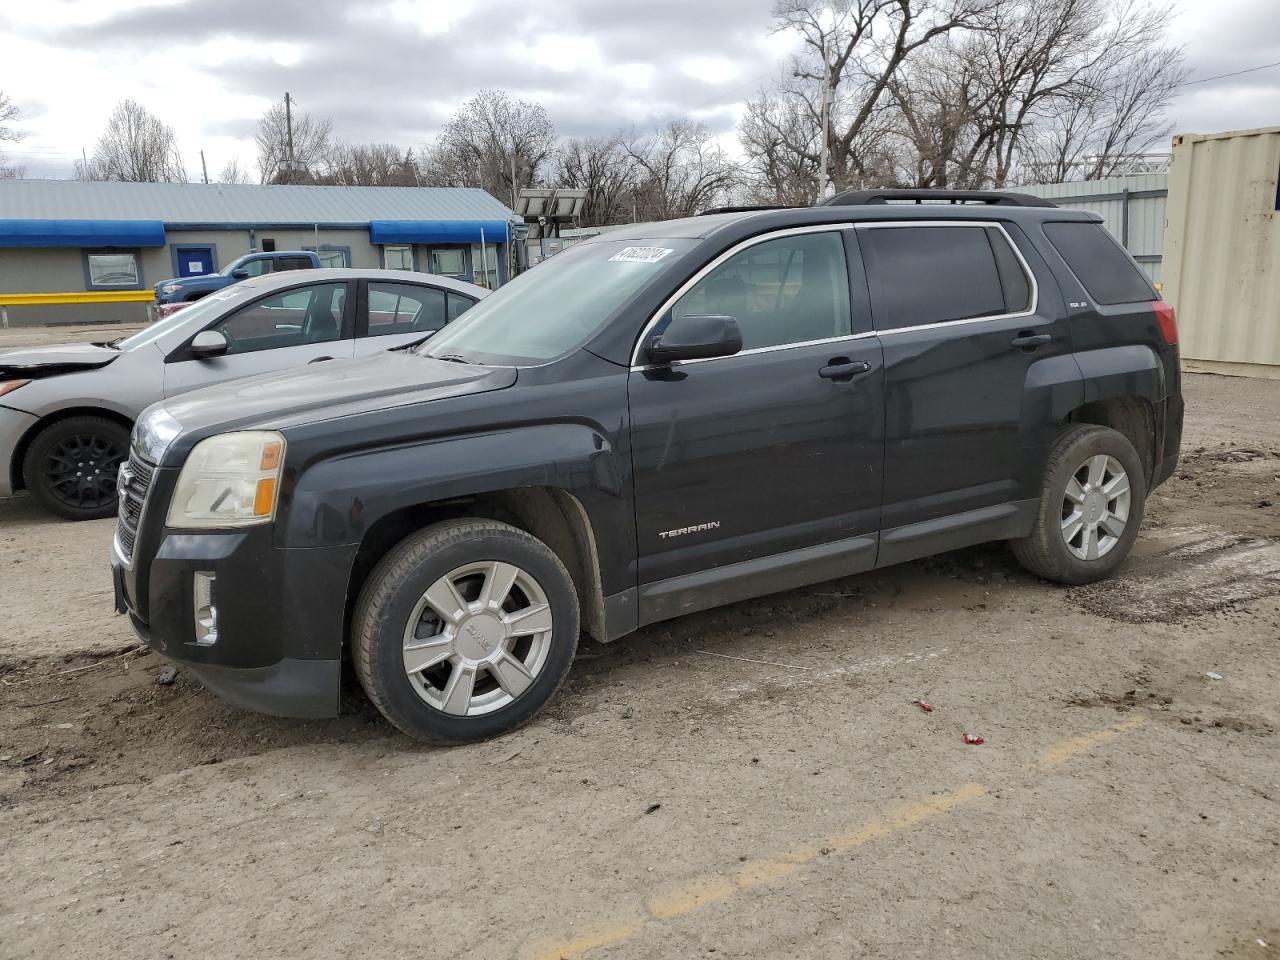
1073,527,1280,623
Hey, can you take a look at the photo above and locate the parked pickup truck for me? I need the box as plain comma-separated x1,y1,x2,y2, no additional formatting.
154,251,320,307
113,189,1183,745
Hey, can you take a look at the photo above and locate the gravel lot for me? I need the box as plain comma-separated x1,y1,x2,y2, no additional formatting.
1,367,1277,960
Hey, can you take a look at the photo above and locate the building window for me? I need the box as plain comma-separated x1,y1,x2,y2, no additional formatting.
471,243,500,289
84,251,142,289
429,248,466,277
305,245,351,268
383,245,414,270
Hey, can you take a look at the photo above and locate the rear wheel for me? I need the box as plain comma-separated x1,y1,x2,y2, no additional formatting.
352,519,579,743
1011,424,1146,585
22,416,130,521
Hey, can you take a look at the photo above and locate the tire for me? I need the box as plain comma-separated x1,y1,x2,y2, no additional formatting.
1011,424,1146,585
352,519,579,744
22,415,130,521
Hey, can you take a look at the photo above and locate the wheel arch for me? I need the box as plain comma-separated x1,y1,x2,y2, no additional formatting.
1063,395,1156,486
343,486,608,647
10,406,134,493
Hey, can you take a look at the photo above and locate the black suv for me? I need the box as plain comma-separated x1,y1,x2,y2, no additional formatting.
111,189,1183,743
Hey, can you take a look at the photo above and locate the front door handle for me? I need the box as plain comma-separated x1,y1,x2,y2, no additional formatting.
818,358,871,381
308,355,335,364
1010,332,1052,350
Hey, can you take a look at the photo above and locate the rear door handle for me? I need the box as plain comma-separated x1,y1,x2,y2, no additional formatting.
818,358,871,381
308,355,334,364
1010,333,1052,350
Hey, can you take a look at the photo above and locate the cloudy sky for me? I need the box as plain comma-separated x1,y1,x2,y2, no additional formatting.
2,0,1277,180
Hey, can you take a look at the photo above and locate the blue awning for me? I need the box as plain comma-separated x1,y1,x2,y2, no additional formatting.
0,219,166,248
369,219,510,246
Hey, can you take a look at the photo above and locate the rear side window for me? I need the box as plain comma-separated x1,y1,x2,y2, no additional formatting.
275,256,313,271
1043,221,1153,305
862,225,1024,330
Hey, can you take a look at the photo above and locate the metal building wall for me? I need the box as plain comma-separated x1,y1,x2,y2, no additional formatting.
1162,126,1280,378
1016,174,1168,283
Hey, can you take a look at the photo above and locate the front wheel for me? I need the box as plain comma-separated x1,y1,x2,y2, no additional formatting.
22,416,130,521
352,519,579,743
1011,424,1146,585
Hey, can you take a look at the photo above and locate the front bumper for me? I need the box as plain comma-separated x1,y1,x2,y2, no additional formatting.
0,404,39,497
112,522,358,719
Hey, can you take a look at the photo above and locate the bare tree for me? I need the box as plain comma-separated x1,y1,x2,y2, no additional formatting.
0,90,23,179
78,99,186,182
255,97,334,184
323,143,420,186
217,157,252,184
552,137,636,225
421,90,556,203
625,120,739,220
771,0,994,194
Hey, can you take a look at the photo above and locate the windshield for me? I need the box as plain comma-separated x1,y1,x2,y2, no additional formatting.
420,238,696,365
113,285,253,351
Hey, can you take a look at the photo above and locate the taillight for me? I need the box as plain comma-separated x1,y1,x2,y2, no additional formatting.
1152,300,1178,345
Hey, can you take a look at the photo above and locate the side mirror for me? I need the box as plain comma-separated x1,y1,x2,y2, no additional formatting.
230,268,249,280
645,314,743,365
189,330,229,359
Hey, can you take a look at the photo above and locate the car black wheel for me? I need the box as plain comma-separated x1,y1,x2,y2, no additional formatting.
22,416,130,521
1011,424,1146,585
352,519,579,744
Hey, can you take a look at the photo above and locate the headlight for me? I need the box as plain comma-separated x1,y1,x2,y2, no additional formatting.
160,282,182,294
167,431,285,529
0,379,30,398
133,407,183,463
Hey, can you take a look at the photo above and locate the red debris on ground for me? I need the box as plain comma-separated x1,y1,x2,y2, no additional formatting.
911,699,934,713
962,733,985,745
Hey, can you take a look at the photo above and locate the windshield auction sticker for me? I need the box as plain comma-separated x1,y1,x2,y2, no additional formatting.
609,246,675,264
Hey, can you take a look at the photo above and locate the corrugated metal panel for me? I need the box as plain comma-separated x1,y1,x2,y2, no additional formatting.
1163,126,1280,375
0,180,515,226
1016,174,1168,283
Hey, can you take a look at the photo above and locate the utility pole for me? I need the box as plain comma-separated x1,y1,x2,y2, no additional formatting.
817,45,834,201
200,150,209,184
284,92,296,184
510,151,518,208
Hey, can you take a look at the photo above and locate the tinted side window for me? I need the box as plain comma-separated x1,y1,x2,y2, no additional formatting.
862,226,1006,331
1043,221,1153,305
446,293,475,322
211,282,347,354
671,231,851,350
987,227,1031,313
367,282,447,336
275,256,312,271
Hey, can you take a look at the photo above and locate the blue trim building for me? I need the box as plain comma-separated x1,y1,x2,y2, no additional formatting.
0,180,517,324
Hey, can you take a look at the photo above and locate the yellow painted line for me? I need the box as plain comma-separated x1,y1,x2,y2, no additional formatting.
528,918,646,960
0,290,155,306
1036,716,1144,769
530,720,1143,959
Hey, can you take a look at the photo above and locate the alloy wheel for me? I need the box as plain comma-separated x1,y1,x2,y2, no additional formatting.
1060,454,1131,561
401,560,554,717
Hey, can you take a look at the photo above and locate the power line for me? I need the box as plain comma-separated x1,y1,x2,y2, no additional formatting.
1176,59,1280,87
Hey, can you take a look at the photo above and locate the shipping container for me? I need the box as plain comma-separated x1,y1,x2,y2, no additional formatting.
1162,126,1280,379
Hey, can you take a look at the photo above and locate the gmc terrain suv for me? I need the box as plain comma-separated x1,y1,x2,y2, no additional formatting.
111,190,1183,743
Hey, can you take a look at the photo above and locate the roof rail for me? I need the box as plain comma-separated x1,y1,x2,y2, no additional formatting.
819,188,1056,208
698,204,796,216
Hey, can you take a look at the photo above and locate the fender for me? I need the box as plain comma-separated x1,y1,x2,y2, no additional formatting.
1072,344,1165,405
277,421,633,592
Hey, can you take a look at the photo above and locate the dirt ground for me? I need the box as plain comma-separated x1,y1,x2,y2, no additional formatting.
1,372,1277,960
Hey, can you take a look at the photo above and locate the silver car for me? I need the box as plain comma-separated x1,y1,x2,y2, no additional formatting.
0,268,488,520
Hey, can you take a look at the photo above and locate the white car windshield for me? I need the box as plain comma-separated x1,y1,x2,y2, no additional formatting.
113,285,253,351
420,239,695,365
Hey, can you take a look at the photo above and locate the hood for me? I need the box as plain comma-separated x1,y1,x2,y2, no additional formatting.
0,343,119,379
159,349,518,439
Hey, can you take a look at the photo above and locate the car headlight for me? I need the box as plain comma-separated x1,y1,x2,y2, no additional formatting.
160,282,182,295
133,407,183,463
167,431,285,529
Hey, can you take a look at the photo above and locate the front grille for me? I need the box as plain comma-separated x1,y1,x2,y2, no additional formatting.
116,450,155,561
